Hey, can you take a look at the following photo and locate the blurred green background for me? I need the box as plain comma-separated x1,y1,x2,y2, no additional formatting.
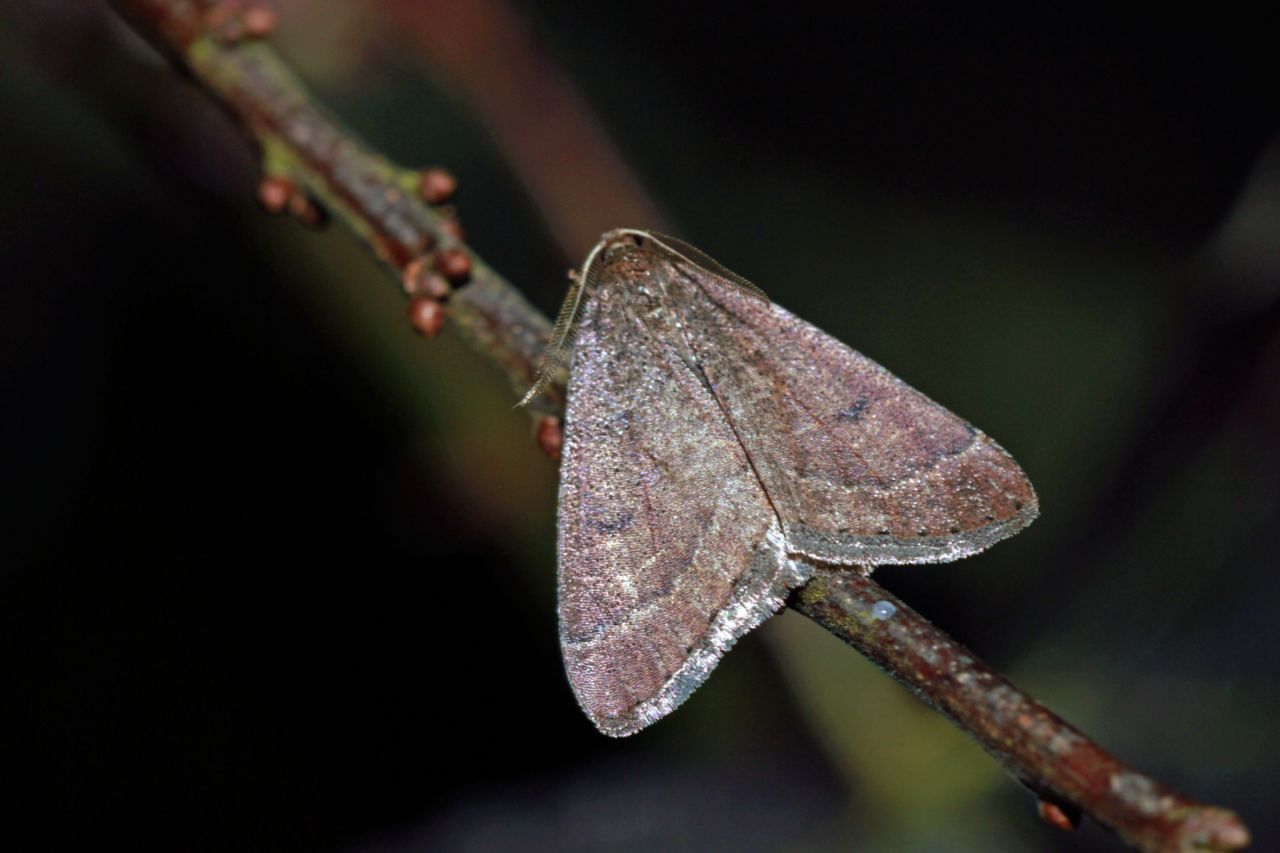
2,3,1276,851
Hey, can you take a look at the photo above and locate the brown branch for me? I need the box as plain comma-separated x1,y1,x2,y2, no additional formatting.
793,571,1249,851
104,3,1250,850
109,0,564,419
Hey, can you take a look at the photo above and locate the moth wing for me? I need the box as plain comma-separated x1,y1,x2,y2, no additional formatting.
677,274,1038,566
558,292,809,737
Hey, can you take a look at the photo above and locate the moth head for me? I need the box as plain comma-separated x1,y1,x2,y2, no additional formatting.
516,229,767,408
515,230,651,408
593,229,657,278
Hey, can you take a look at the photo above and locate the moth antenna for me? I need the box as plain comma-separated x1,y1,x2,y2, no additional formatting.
645,232,770,303
516,281,579,407
516,238,609,407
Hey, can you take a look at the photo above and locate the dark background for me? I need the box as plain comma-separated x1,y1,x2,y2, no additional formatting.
2,3,1277,851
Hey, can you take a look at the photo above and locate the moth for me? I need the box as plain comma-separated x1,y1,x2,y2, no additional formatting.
522,229,1037,737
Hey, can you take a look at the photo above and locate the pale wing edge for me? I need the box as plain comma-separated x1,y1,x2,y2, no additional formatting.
569,521,811,738
783,424,1040,566
786,499,1039,568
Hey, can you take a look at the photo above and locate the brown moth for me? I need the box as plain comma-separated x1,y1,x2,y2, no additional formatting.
522,229,1037,737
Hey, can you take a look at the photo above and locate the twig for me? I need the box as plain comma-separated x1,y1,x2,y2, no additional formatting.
103,3,1251,849
109,0,563,419
793,571,1250,851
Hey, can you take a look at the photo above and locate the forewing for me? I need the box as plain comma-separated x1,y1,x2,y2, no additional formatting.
558,287,809,737
674,269,1038,566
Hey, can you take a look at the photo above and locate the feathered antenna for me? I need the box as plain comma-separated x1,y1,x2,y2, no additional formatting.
643,232,770,303
516,238,610,407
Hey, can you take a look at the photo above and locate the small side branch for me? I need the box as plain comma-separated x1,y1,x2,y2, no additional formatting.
105,3,1251,849
109,0,563,416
